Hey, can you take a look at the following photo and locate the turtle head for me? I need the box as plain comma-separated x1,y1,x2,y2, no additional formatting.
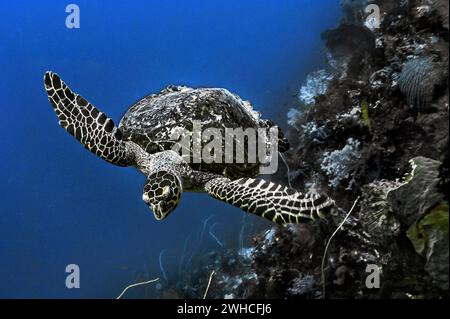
142,171,183,220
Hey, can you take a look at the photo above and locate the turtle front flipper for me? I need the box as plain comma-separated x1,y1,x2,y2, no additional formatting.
44,71,134,166
205,177,335,224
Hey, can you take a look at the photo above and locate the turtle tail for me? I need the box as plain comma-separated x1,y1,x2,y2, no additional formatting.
44,71,134,166
205,177,335,224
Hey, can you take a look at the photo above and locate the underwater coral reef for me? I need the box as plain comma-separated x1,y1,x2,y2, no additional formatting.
152,0,448,299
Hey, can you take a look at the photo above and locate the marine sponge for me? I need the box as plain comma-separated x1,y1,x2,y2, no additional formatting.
320,138,361,189
397,57,446,110
298,70,333,107
302,122,329,144
287,108,303,127
288,70,333,128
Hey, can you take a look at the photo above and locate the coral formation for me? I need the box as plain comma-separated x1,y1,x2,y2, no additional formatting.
397,57,447,110
272,0,448,298
320,138,361,189
154,0,448,299
240,0,448,299
298,70,334,107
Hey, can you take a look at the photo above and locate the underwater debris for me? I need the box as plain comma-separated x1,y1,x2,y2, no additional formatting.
178,234,193,276
321,197,360,299
116,277,160,299
397,57,447,110
159,249,168,282
238,213,247,253
179,247,258,299
320,138,362,189
203,270,216,299
209,222,224,247
200,214,217,240
279,153,293,188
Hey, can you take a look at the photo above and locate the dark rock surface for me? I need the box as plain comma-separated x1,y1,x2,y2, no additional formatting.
260,0,448,299
245,0,448,299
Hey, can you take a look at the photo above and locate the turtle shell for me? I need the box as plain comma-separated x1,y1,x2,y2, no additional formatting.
118,86,267,178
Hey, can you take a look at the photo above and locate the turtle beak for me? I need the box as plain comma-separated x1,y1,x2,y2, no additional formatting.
142,194,176,221
142,193,173,220
151,203,165,220
142,194,164,220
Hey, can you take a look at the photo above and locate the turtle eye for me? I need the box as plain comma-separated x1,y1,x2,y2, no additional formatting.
162,186,171,198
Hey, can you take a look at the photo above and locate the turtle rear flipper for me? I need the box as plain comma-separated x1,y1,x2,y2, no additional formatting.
44,71,134,166
205,177,334,224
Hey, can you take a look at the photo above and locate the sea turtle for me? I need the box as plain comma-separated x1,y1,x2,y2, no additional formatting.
44,71,334,224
